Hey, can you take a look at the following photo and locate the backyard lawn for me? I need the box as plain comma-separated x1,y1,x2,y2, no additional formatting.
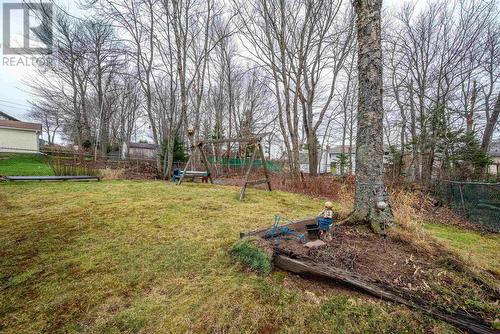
0,154,54,176
422,223,500,275
0,181,496,333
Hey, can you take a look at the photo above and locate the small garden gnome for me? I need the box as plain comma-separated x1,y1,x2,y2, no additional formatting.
317,201,334,240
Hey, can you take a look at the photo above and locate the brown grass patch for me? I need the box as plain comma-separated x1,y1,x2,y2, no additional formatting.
100,168,125,180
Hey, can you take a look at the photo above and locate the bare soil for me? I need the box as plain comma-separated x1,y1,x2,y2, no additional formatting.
276,225,440,292
260,222,499,323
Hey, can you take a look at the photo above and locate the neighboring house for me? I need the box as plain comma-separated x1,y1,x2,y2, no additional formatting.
39,138,49,147
0,111,19,121
487,140,500,175
300,145,356,175
0,114,42,153
121,142,158,159
324,145,357,175
300,145,391,175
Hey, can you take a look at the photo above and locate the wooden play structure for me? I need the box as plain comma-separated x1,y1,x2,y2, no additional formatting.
176,133,272,200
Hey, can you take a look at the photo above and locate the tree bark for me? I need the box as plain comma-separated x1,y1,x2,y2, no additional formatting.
466,80,477,136
481,92,500,152
306,132,318,176
408,81,420,182
350,0,394,233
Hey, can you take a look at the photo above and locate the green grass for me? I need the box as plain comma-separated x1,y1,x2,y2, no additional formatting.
423,223,500,275
0,181,457,333
0,154,54,176
230,238,272,274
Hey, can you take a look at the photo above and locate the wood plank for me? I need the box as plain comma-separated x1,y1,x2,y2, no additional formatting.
257,142,272,191
239,217,316,238
239,145,258,200
5,176,100,181
198,144,214,184
176,154,193,185
274,255,497,334
246,179,268,186
182,171,208,176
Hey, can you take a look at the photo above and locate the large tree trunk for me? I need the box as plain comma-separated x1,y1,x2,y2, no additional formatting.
306,132,318,176
349,0,394,233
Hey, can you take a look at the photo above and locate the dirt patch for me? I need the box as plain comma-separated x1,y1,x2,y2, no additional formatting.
259,223,499,324
276,225,440,292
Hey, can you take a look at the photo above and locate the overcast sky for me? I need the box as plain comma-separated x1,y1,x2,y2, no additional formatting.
0,0,82,120
0,0,410,121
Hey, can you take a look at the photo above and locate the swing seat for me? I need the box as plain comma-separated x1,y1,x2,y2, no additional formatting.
172,169,209,182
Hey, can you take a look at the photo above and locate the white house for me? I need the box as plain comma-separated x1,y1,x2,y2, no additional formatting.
488,140,500,175
0,112,42,153
323,145,357,175
300,145,391,175
300,145,356,175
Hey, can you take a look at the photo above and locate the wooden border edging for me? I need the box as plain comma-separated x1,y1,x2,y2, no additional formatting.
239,218,315,238
274,255,497,334
5,175,100,182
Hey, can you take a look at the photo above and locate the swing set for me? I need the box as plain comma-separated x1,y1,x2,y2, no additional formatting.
176,133,272,200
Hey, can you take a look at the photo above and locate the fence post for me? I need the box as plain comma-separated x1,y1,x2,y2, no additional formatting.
458,184,467,216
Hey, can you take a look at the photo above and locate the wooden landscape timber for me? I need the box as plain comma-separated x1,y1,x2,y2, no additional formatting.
239,221,499,334
274,255,497,334
239,218,315,238
3,175,100,182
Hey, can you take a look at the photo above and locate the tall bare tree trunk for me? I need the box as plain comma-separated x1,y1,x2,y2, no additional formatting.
481,92,500,152
466,80,477,136
408,81,420,182
349,0,394,233
306,132,318,176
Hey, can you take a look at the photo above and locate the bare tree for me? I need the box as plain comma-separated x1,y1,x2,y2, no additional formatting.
84,20,120,154
29,105,61,145
480,25,500,152
29,8,94,148
28,0,499,183
234,0,355,176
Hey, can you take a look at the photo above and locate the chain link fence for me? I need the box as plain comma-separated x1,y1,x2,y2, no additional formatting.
434,181,500,232
207,157,283,173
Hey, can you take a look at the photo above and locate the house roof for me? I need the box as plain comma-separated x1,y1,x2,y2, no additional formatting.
326,145,355,154
0,111,20,121
0,120,42,132
128,142,158,149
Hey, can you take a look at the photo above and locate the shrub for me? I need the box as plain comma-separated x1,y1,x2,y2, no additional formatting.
230,238,272,275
